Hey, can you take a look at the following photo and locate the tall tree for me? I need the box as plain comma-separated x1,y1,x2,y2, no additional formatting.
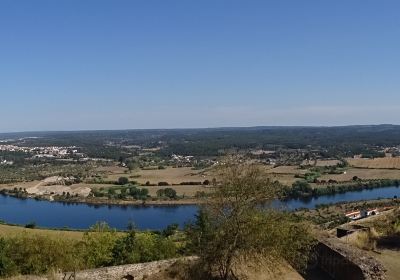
187,163,314,280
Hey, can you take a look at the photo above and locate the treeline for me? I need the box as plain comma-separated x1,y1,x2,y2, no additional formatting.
0,222,178,277
286,179,400,199
142,180,210,187
91,185,149,200
0,151,29,166
6,125,400,159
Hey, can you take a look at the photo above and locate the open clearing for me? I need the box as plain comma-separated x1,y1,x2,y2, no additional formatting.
265,165,307,175
96,165,213,185
135,167,211,184
0,178,91,197
320,168,400,182
315,159,341,167
347,157,400,169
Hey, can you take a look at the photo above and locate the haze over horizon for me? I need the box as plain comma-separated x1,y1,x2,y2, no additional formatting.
1,0,399,132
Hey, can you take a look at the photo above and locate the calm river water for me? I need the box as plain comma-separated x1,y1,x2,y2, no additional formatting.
0,186,399,230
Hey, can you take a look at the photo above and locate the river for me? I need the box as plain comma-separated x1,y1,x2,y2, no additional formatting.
0,186,399,230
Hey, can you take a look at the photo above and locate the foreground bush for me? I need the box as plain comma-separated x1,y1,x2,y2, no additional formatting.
0,234,83,276
0,222,178,277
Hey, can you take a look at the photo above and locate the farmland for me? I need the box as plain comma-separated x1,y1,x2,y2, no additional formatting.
348,157,400,169
2,126,400,206
95,165,213,186
319,168,400,182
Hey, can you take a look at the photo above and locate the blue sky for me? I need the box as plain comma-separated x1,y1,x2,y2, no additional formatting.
0,0,399,132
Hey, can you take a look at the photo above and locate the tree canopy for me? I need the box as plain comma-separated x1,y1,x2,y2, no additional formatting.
187,163,315,280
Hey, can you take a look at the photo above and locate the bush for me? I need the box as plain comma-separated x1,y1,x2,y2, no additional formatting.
83,222,119,268
118,177,129,185
162,223,179,237
0,222,179,276
156,188,177,199
353,230,377,251
133,233,177,263
25,222,36,229
4,233,83,275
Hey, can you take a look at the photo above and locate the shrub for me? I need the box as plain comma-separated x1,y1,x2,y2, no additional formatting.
118,177,129,185
5,233,83,275
25,222,36,229
83,222,119,267
156,188,177,199
353,230,377,251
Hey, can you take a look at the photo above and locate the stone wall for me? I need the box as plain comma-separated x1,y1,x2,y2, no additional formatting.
60,257,197,280
317,237,386,280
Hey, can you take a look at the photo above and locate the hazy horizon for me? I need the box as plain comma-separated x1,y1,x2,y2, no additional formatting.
0,123,399,135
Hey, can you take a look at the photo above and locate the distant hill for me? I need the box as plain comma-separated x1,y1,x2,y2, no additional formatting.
2,125,400,158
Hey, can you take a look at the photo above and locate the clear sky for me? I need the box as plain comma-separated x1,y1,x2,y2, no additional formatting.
1,0,399,132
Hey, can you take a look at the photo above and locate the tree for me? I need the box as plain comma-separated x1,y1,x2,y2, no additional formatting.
118,177,129,185
112,228,138,265
83,222,118,268
156,188,177,199
127,161,137,172
162,223,179,237
187,163,314,280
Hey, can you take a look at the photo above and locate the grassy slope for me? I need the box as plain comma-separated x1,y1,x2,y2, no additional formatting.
0,224,84,240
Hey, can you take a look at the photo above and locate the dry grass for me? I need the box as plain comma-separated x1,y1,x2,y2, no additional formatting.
1,179,91,197
373,249,400,280
94,164,126,173
4,276,47,280
146,259,303,280
315,160,341,167
0,181,41,191
320,167,400,182
265,165,307,175
0,224,84,240
134,167,212,185
264,174,297,186
97,166,214,185
351,229,378,251
348,157,400,169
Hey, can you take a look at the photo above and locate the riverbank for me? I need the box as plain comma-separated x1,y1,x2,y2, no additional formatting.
287,178,400,199
0,189,202,206
58,196,202,206
296,197,400,229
